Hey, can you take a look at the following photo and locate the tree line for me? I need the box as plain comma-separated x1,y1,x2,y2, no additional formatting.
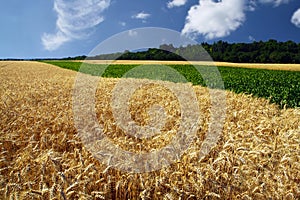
199,40,300,63
87,39,300,63
4,39,298,63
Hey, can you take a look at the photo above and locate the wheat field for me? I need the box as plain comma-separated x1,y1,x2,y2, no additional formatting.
0,61,299,199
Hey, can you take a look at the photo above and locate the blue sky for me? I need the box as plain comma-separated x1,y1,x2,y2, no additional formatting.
0,0,300,59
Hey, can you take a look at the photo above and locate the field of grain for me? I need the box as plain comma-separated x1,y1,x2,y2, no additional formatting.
1,61,300,199
78,60,300,71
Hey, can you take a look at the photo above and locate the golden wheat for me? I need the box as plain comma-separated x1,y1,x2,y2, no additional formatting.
0,61,299,199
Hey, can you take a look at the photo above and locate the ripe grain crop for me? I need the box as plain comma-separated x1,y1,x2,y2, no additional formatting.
1,61,299,199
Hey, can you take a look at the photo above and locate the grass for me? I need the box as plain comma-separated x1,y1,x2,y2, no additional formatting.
43,61,300,108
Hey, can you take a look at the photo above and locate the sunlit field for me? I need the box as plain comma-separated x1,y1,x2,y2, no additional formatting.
1,61,299,199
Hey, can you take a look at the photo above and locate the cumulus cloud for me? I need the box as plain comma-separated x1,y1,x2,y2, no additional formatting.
182,0,246,40
291,8,300,28
167,0,188,8
42,0,110,51
132,11,151,20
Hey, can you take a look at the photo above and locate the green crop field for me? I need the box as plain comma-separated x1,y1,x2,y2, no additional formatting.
43,61,300,108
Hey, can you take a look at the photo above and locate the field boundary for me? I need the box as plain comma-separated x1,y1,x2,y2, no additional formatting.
73,60,300,71
43,60,300,108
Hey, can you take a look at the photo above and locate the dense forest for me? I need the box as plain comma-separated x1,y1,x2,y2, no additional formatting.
87,39,300,63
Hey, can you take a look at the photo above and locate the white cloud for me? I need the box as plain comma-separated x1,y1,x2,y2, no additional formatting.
182,0,246,40
291,8,300,28
167,0,188,8
132,11,151,20
246,0,257,11
258,0,291,7
247,0,292,11
42,32,70,51
42,0,110,51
